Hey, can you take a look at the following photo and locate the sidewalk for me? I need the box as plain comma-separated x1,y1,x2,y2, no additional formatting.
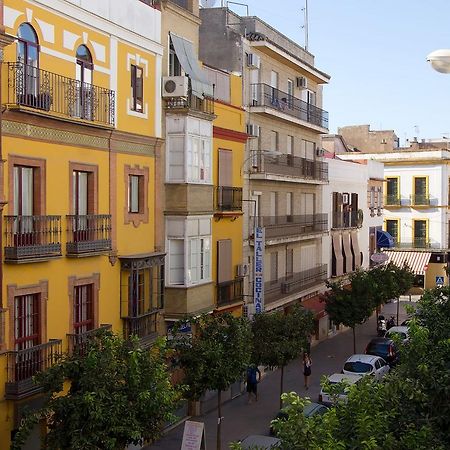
146,301,411,450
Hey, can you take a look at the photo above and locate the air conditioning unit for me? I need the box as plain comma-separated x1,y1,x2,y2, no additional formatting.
316,147,325,157
246,53,261,69
242,303,256,320
281,282,291,294
236,263,249,277
296,76,307,88
162,76,189,98
246,123,260,138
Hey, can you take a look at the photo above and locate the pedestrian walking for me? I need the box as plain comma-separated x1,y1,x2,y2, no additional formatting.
303,353,312,389
246,364,261,404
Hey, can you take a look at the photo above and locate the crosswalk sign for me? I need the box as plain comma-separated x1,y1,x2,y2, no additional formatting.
436,276,445,286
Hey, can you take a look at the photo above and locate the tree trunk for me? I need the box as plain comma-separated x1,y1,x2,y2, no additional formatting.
352,326,356,353
279,365,284,410
217,389,222,450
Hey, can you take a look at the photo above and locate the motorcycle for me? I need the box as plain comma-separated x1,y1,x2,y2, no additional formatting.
387,316,396,330
377,315,387,337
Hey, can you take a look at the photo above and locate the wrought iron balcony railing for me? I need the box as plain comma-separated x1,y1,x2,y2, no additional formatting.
264,265,328,305
165,91,214,115
254,152,328,182
254,214,328,239
67,324,112,356
410,194,430,206
250,83,329,129
393,238,433,249
332,211,359,229
6,62,115,126
215,186,243,211
384,195,401,206
66,214,112,255
123,310,159,349
4,215,62,261
5,339,62,400
217,277,244,307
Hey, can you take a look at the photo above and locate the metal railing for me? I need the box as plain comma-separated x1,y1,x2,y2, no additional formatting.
250,83,329,129
5,339,62,399
254,152,328,182
123,310,159,348
4,215,62,261
332,211,359,229
165,91,214,115
67,324,112,356
215,186,243,211
393,239,434,249
264,265,328,305
66,214,112,255
410,194,430,206
254,214,328,239
217,278,244,307
6,62,115,126
384,195,401,206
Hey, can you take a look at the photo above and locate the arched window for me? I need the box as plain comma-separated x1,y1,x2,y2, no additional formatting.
75,45,93,120
17,23,39,67
76,45,93,85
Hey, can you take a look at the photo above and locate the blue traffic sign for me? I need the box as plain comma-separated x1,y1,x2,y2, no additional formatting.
436,276,445,285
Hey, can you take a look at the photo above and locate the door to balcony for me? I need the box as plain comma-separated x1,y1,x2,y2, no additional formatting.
74,45,94,120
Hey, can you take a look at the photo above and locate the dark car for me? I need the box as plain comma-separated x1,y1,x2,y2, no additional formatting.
365,337,399,367
270,402,328,435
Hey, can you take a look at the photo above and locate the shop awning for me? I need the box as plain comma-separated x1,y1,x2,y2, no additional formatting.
170,32,213,98
377,230,395,248
301,295,326,320
383,251,431,275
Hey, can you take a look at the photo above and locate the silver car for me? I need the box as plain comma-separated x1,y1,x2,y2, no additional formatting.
342,354,390,381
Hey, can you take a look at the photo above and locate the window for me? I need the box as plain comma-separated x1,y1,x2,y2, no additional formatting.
17,23,39,100
131,65,144,113
270,131,278,152
286,192,293,219
169,39,182,76
14,165,35,242
187,135,211,183
188,237,211,284
124,165,149,226
168,239,184,285
385,219,399,244
73,284,93,335
386,177,399,204
14,294,40,351
287,79,294,108
127,267,163,317
286,248,293,279
270,70,278,102
287,135,294,155
128,175,142,213
413,219,427,247
75,45,93,120
413,176,428,205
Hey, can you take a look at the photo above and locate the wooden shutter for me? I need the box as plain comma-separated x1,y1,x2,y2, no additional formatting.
217,239,232,283
218,150,232,187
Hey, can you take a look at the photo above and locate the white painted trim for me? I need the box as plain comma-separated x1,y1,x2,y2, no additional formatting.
155,54,162,138
90,40,106,63
109,36,118,128
63,30,80,51
126,98,149,119
4,6,23,29
27,0,163,56
94,65,110,75
40,45,76,63
35,18,55,43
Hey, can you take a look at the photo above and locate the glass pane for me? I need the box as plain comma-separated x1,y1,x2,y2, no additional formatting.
129,175,139,213
18,23,37,43
76,45,92,63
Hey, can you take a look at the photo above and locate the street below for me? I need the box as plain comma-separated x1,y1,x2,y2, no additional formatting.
146,299,415,450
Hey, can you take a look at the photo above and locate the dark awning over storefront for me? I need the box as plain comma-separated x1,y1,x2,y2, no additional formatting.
170,32,213,98
377,230,395,248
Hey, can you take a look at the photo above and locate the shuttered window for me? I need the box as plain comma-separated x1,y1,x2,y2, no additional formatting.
217,239,232,283
270,252,278,284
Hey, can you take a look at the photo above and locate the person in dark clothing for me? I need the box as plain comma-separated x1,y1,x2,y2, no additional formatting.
246,364,261,403
303,353,312,389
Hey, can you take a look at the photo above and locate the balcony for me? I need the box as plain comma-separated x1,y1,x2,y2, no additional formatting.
217,277,244,307
410,194,430,207
253,152,328,182
122,310,159,349
214,186,243,211
384,195,401,207
165,91,214,115
4,215,62,262
66,215,112,256
250,83,328,130
332,211,359,229
264,265,328,306
5,62,115,127
67,324,112,356
256,214,328,240
5,339,63,400
393,238,436,249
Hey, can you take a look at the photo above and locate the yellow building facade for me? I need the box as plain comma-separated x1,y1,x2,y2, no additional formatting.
0,0,163,447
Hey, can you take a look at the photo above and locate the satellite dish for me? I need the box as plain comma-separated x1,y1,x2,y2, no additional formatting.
200,0,219,8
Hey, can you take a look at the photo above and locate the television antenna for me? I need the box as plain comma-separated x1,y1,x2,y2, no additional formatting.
301,0,309,51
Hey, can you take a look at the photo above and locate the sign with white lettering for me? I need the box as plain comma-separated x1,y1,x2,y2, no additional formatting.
254,226,265,313
181,420,206,450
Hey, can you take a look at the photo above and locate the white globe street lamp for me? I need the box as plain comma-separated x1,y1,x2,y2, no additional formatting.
427,49,450,73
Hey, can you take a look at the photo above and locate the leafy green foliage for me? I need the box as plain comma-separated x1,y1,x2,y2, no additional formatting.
12,331,179,450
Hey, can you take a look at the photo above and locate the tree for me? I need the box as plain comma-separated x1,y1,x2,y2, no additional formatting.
251,305,314,409
12,331,179,450
170,313,252,450
324,270,376,353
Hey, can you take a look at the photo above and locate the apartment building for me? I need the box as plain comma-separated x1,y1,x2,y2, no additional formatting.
0,0,163,446
338,126,450,289
199,6,330,315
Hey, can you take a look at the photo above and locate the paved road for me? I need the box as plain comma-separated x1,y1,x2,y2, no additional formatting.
146,300,415,450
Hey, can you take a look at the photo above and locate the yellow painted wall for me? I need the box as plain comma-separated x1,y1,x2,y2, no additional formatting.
424,263,447,289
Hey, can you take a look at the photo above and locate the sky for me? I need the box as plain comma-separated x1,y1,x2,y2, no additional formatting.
221,0,450,146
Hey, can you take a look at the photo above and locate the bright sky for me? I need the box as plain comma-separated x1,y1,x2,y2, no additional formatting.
223,0,450,145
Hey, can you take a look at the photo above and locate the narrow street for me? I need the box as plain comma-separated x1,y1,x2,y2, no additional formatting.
146,299,416,450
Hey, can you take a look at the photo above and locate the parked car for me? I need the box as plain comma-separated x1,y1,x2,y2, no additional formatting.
342,354,390,381
385,325,409,342
365,337,400,366
318,373,363,406
270,401,328,435
239,435,281,449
